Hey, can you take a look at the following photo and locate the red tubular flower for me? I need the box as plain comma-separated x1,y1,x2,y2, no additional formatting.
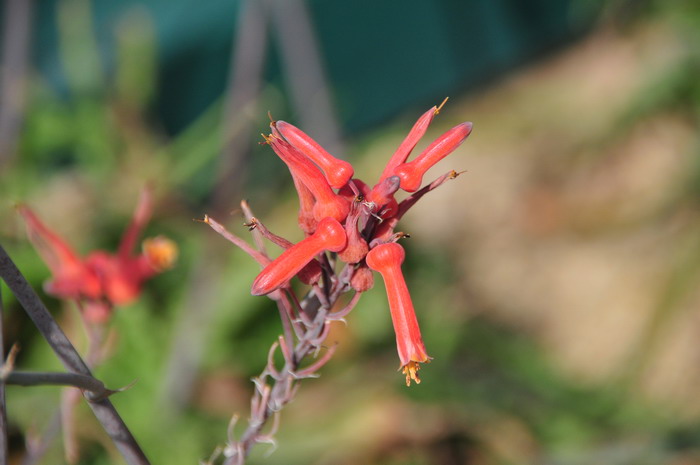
268,134,350,223
251,217,347,296
275,120,354,189
365,242,431,386
393,122,473,192
378,105,439,183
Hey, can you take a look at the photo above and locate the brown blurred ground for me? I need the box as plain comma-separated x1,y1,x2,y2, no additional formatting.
401,20,700,411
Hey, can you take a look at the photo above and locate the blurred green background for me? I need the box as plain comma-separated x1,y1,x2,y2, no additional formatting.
2,0,700,464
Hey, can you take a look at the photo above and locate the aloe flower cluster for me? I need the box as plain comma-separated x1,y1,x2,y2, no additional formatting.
18,190,178,323
222,100,472,387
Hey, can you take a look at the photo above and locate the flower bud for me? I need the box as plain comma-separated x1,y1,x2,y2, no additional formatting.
366,175,401,219
350,265,374,292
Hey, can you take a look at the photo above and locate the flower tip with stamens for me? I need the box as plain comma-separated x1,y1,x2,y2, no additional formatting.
366,243,431,386
402,360,425,386
143,236,178,271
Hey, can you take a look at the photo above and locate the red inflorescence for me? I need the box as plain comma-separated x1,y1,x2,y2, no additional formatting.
251,100,472,385
19,190,177,324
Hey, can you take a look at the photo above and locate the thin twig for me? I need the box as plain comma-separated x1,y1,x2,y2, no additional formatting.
240,200,268,254
0,244,151,465
203,215,271,266
4,371,120,400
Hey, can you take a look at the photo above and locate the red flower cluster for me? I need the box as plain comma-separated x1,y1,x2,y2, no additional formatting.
254,100,472,385
18,190,177,323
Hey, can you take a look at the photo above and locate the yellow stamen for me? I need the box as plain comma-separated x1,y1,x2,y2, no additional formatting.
143,236,178,271
435,96,449,115
402,361,422,387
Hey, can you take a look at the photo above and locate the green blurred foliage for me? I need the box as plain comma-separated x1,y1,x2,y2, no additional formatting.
2,0,700,464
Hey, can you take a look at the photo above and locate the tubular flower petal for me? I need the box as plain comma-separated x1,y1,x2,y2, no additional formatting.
269,126,318,233
251,217,347,296
366,243,431,386
293,174,318,234
393,122,473,192
275,120,354,189
268,134,350,223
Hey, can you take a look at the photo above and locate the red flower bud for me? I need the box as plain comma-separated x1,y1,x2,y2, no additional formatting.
366,175,401,219
365,243,431,386
275,120,354,189
297,259,322,285
268,135,350,223
251,217,347,296
350,265,374,292
393,122,472,192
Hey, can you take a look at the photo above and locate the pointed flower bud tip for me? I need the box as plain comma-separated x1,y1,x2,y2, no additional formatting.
393,122,473,192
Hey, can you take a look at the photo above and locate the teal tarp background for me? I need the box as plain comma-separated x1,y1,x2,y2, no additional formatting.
30,0,596,134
